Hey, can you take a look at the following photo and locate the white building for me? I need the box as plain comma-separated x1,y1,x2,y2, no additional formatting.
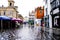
23,16,28,23
44,0,52,28
29,11,35,27
29,11,35,20
50,0,60,28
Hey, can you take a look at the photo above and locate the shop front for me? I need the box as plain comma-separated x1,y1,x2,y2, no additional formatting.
51,13,60,28
0,16,11,29
41,18,44,27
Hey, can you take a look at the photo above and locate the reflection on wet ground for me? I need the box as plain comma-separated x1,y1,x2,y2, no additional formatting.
0,24,60,40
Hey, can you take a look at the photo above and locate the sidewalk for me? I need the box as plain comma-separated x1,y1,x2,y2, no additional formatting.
45,27,60,35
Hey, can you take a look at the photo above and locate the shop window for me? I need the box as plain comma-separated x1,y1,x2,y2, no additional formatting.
57,18,60,27
54,18,59,27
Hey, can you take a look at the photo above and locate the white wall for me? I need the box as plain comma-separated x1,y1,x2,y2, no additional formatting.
48,0,52,28
44,0,52,28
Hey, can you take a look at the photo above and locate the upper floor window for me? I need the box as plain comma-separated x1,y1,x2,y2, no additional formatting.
9,11,12,14
51,1,56,9
10,3,12,6
4,11,5,15
39,8,43,13
50,0,53,3
56,0,59,7
8,11,12,17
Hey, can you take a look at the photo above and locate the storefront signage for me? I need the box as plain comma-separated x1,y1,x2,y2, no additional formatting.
53,8,59,14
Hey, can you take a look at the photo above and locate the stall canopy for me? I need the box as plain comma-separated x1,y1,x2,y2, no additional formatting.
0,16,11,29
17,18,23,22
0,16,11,20
12,18,23,22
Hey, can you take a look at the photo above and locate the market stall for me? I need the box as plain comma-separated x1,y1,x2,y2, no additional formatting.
0,16,11,30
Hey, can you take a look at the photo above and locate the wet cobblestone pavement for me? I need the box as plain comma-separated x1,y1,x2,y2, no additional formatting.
0,24,60,40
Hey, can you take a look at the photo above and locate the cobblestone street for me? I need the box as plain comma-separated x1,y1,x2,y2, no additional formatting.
0,24,60,40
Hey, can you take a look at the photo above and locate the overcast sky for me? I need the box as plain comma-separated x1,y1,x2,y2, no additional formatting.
0,0,44,17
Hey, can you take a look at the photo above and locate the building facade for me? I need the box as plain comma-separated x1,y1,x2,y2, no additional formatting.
17,14,23,20
35,7,44,19
44,0,52,28
35,7,44,27
50,0,60,28
29,11,35,27
0,0,18,18
23,16,29,24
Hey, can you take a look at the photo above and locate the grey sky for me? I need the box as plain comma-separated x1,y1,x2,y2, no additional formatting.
0,0,44,17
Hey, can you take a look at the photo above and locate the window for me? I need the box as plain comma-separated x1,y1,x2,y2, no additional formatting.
9,11,12,14
10,3,12,6
4,11,5,15
9,11,12,17
40,10,42,13
50,0,53,2
46,8,48,15
56,0,59,7
51,1,56,9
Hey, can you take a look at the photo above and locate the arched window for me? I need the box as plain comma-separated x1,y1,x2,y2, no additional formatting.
10,3,12,6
